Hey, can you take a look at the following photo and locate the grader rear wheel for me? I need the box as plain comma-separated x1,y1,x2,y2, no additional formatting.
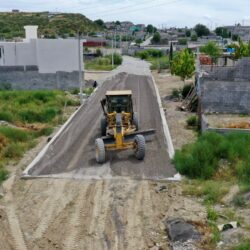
134,135,145,160
95,138,106,164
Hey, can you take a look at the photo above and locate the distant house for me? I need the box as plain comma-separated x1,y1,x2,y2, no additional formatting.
0,26,83,90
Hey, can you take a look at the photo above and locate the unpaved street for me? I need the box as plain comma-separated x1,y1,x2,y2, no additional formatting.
25,57,176,179
0,58,205,250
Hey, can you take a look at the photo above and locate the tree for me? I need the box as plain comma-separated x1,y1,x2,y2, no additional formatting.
94,19,105,28
146,24,157,34
185,30,191,37
191,34,198,41
194,24,210,37
171,49,195,81
151,32,161,44
200,41,221,63
215,27,229,38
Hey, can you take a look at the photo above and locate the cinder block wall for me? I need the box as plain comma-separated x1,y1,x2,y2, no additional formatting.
201,80,250,114
200,58,250,114
0,67,80,90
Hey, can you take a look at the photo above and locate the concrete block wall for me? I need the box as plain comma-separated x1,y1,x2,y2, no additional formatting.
200,58,250,114
200,80,250,114
0,68,80,90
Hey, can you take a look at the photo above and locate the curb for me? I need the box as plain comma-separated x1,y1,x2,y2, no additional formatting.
151,75,175,159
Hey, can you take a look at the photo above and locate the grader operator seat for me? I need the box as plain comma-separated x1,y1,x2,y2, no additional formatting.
102,90,133,114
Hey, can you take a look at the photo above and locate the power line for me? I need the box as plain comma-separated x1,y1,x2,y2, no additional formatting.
89,0,183,19
84,0,161,15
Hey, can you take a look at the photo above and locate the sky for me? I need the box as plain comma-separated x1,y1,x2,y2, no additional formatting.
0,0,250,28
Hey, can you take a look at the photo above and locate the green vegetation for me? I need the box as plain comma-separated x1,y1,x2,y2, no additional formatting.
0,90,79,177
135,49,169,71
85,53,123,71
194,24,210,37
151,32,161,44
233,239,250,250
171,49,195,81
191,34,198,41
183,180,231,204
200,41,222,63
174,132,250,181
0,12,101,39
186,115,198,127
215,27,231,38
178,38,187,45
146,24,157,34
228,42,250,59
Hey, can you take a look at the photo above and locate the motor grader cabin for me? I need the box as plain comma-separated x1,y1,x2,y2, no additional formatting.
95,90,155,164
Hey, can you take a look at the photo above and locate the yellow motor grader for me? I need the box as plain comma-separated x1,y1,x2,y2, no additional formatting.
95,90,155,163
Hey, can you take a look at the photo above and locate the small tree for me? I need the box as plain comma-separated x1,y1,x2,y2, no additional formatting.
151,32,161,44
191,34,198,41
171,49,195,81
200,41,221,63
146,24,156,34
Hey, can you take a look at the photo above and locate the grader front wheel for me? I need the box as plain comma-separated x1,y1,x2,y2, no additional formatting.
134,135,146,160
95,138,106,164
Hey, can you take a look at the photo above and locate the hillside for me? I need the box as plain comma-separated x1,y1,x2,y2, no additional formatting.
0,12,101,39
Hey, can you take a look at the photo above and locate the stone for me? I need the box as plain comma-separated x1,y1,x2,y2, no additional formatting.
164,218,201,243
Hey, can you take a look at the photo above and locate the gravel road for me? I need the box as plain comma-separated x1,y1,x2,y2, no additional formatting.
26,57,176,179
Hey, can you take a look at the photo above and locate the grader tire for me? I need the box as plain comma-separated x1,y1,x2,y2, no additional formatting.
95,138,106,164
133,112,139,131
101,117,107,136
134,135,145,160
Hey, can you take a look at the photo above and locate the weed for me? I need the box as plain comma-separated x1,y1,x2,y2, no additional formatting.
182,180,231,204
207,206,218,221
3,143,25,159
0,127,30,142
0,111,13,122
232,238,250,250
232,195,246,207
186,115,198,127
0,167,8,184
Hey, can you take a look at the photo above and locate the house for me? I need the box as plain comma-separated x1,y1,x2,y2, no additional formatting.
0,26,83,90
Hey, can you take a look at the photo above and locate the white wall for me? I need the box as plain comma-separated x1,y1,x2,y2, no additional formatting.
0,38,83,73
36,39,83,73
0,40,37,66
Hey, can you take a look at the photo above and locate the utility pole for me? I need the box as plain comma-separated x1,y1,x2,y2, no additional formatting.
78,31,84,105
111,33,114,68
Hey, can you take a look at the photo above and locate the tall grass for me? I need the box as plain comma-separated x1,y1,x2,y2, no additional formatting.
0,90,79,178
173,132,250,181
0,90,76,125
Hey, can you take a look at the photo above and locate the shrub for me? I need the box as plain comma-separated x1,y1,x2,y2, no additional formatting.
186,115,198,127
173,132,250,180
0,111,13,122
136,51,149,60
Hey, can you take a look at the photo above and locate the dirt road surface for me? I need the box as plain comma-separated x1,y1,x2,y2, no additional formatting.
0,57,206,250
25,57,176,179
